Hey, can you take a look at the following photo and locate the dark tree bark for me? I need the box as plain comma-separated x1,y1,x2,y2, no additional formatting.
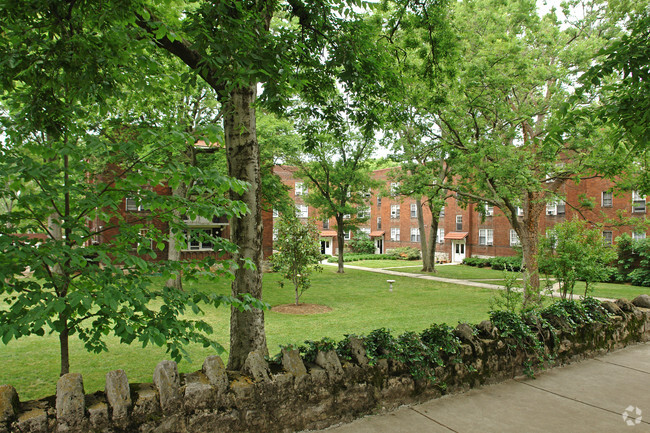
223,85,268,369
335,215,345,274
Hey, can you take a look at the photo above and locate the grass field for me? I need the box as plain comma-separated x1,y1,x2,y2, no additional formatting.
1,267,496,401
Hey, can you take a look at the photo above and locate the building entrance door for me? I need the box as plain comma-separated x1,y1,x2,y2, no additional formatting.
452,240,466,263
320,239,332,256
375,238,383,254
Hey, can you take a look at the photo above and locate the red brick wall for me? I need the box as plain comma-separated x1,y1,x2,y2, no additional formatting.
275,167,649,259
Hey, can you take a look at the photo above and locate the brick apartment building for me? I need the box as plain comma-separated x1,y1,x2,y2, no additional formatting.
273,165,649,263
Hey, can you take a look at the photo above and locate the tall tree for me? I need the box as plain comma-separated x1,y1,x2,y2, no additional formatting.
575,8,650,193
132,0,395,368
0,2,256,375
390,131,453,273
432,0,618,305
289,130,379,273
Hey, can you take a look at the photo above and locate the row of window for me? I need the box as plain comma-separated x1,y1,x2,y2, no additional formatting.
134,228,223,252
389,227,446,243
478,229,521,246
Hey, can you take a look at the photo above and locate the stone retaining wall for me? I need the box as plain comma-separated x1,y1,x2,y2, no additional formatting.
1,298,649,433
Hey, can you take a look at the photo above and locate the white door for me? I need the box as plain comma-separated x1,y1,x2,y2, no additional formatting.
452,240,466,263
320,239,332,256
375,238,383,254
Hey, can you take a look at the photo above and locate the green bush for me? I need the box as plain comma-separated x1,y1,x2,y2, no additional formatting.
489,256,522,272
463,257,491,267
615,235,650,287
386,246,421,260
348,232,375,254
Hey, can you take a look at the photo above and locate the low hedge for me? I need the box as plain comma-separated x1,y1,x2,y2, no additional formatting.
463,256,523,272
326,253,400,263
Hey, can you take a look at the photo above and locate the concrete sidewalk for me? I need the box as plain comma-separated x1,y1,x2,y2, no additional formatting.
323,262,616,302
312,343,650,433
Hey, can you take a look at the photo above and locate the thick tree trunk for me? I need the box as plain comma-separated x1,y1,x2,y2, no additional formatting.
224,85,268,370
519,196,543,307
166,182,188,290
425,217,439,273
416,200,430,271
336,216,345,274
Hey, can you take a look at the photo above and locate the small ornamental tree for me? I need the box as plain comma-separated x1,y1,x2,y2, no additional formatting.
271,217,323,306
349,231,375,254
540,219,616,298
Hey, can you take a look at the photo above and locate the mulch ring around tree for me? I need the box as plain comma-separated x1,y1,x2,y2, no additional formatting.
271,303,333,315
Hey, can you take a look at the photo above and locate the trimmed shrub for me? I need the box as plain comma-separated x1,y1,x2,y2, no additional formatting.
386,246,421,260
463,257,491,267
489,256,522,272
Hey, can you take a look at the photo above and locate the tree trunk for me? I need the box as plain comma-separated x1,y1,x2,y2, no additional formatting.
519,196,543,307
166,182,188,290
224,85,268,370
59,319,69,376
336,216,345,273
416,200,430,271
425,215,439,273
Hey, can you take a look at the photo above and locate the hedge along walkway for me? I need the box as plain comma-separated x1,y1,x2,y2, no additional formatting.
323,262,617,303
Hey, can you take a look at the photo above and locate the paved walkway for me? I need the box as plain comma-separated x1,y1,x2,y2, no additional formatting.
310,343,650,433
323,262,616,302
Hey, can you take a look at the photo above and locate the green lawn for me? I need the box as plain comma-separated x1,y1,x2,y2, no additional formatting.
342,259,423,269
571,281,649,300
354,263,513,280
1,267,496,401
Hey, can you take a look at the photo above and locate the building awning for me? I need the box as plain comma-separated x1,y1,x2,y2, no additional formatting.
369,231,385,237
445,232,469,240
320,230,337,237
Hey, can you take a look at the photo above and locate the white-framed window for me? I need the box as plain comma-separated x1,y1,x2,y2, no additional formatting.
272,208,279,218
410,228,420,242
632,191,646,213
377,196,382,207
439,207,445,218
359,227,371,236
603,230,613,245
510,229,520,246
602,191,613,208
479,229,494,246
437,228,445,243
186,227,222,251
343,213,351,220
357,207,371,219
390,227,400,241
632,231,646,241
295,182,307,196
344,230,351,241
390,204,400,219
410,203,418,218
362,188,372,198
456,215,463,231
377,217,382,230
125,197,144,211
272,227,278,241
390,182,400,196
484,203,494,217
546,200,566,216
322,219,329,229
296,204,308,218
517,207,524,217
